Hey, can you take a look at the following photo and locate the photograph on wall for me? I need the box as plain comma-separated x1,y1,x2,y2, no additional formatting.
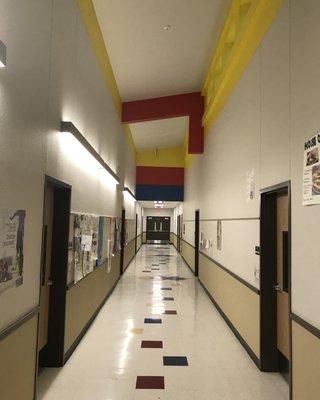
302,133,320,205
0,209,26,294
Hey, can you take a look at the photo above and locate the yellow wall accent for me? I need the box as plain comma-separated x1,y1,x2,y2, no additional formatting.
137,146,185,168
76,0,136,160
202,0,284,131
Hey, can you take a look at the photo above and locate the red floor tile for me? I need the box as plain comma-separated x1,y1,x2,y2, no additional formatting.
163,310,177,315
136,376,165,389
141,340,163,348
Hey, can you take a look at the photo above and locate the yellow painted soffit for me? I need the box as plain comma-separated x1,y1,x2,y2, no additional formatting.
202,0,284,131
76,0,136,160
136,147,185,168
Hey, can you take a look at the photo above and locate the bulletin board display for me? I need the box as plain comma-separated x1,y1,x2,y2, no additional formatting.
67,213,119,286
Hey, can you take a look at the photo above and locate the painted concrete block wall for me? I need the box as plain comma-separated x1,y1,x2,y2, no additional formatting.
183,1,291,290
0,1,136,398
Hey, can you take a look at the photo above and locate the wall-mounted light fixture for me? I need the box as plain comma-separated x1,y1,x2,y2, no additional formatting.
123,187,136,202
61,121,120,185
0,41,7,68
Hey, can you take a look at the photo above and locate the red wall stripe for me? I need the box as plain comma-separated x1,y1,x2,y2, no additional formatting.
136,166,184,186
122,92,204,154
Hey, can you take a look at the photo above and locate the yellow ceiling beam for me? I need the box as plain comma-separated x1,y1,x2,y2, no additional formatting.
136,147,185,168
76,0,136,160
202,0,284,131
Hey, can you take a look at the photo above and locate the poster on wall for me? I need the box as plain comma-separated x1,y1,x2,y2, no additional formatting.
246,168,255,202
0,209,26,294
302,133,320,206
217,220,222,251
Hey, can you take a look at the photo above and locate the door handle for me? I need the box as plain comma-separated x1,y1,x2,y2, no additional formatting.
274,284,283,292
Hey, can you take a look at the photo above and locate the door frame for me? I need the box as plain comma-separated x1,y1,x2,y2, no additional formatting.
194,209,200,277
177,215,181,252
260,181,292,394
120,208,126,275
38,175,71,368
135,213,138,253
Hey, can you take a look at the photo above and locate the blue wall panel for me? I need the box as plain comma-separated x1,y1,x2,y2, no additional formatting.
136,185,184,201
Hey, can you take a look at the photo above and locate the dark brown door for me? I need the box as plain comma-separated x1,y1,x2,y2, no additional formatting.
276,192,290,367
38,185,54,351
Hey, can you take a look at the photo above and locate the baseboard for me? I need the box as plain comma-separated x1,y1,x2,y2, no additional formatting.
199,279,260,369
63,277,120,364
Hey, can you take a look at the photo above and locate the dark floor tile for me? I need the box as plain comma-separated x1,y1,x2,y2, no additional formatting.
163,356,188,366
142,270,151,273
136,376,165,389
161,288,172,290
141,340,163,348
161,276,187,281
163,297,174,301
144,318,162,324
163,310,177,315
151,268,159,270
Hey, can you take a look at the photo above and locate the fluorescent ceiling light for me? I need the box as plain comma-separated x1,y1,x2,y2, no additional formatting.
123,187,136,202
60,121,119,186
0,41,6,68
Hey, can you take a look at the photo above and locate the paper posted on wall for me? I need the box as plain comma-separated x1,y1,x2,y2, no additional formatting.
0,209,26,294
246,168,255,202
302,133,320,206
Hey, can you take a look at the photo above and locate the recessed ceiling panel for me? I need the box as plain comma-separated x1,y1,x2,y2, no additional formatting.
93,0,230,101
130,116,188,150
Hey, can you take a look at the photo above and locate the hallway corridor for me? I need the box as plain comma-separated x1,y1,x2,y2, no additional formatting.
37,245,289,400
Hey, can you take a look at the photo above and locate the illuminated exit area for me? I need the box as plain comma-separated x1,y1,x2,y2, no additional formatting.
1,1,319,400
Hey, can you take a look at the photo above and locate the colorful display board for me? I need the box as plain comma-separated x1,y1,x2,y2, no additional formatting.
0,209,26,294
67,213,121,286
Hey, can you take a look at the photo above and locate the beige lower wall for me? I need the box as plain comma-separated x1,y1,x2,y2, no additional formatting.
181,240,195,272
0,315,38,400
142,232,146,243
292,321,320,400
64,253,120,353
136,234,142,250
170,233,177,248
124,239,136,271
199,253,260,358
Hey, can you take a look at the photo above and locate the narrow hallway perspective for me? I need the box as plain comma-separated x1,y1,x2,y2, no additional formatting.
37,245,288,400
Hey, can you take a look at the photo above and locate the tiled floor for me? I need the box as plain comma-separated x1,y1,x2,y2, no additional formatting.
37,244,289,400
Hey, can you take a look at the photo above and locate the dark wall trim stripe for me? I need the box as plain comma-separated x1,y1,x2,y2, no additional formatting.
64,277,119,364
0,306,40,342
181,237,195,249
200,217,259,222
199,251,260,295
199,279,260,368
291,313,320,340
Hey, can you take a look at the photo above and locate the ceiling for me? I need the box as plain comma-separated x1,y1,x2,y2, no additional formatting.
93,0,230,102
140,201,180,209
130,116,188,150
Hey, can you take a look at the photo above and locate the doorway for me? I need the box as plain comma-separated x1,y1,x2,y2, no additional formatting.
194,209,200,277
260,182,291,385
177,215,181,252
37,176,71,368
146,216,170,243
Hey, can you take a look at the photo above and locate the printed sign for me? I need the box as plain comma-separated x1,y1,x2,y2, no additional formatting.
302,133,320,206
0,209,26,294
